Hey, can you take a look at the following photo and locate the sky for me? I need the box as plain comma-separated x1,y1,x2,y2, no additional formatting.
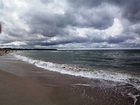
0,0,140,49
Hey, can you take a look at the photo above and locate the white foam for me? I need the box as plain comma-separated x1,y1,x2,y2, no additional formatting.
72,84,91,87
13,54,139,84
128,93,140,105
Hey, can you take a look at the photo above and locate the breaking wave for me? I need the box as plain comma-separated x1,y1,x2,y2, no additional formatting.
13,54,140,88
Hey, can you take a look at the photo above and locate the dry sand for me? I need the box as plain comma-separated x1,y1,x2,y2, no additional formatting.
0,54,138,105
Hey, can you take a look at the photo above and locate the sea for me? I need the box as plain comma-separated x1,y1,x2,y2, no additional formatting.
12,49,140,86
11,49,140,104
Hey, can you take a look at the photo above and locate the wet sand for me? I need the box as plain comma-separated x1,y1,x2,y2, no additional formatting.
0,70,53,105
0,50,6,56
0,54,139,105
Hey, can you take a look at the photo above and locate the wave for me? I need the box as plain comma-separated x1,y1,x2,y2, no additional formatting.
12,54,140,87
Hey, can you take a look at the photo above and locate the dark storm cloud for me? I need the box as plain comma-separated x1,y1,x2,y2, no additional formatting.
0,0,140,48
42,0,139,35
107,35,135,44
122,0,140,23
40,34,106,46
24,12,68,37
41,37,88,46
133,27,140,34
109,0,140,23
23,1,115,38
126,23,140,35
68,0,104,8
68,0,125,8
67,0,115,29
69,0,140,23
73,8,114,29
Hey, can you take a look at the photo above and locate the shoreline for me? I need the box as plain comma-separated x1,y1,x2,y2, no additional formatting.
0,54,139,105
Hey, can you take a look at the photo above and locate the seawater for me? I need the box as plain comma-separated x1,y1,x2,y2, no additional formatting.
13,50,140,87
10,49,140,105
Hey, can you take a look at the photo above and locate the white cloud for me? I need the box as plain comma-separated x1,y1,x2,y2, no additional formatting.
0,0,139,48
104,18,123,36
4,41,27,46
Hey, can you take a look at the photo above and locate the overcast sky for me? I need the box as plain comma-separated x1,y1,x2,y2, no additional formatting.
0,0,140,49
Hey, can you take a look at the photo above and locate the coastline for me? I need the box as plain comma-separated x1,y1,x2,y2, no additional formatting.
0,54,138,105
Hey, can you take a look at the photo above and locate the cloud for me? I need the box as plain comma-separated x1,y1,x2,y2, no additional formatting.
0,0,140,48
122,0,140,23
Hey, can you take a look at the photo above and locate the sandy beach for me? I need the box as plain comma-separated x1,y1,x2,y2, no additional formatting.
0,53,138,105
